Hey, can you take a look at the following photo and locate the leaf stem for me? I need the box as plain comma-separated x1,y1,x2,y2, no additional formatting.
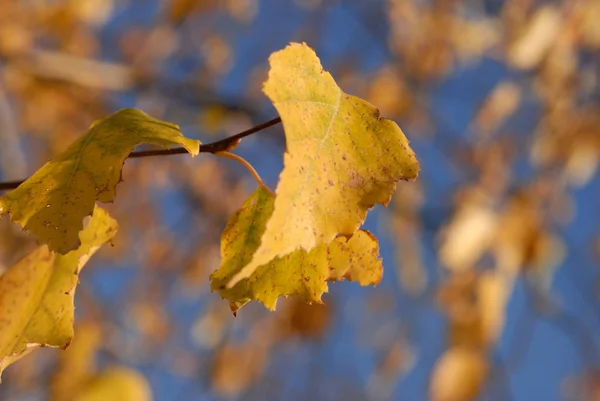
0,116,281,191
215,151,275,197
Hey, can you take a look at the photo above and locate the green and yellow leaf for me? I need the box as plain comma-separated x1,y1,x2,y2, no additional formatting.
228,42,419,287
0,206,118,380
211,187,383,314
0,108,199,254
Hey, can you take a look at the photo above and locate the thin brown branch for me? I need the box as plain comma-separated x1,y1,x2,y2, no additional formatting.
0,180,23,191
0,116,281,191
200,116,281,153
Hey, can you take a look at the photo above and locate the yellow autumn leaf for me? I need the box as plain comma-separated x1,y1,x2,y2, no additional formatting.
71,367,152,401
0,108,199,254
430,347,489,401
328,230,383,286
211,187,382,314
51,322,102,401
0,206,118,380
50,322,152,401
228,42,419,287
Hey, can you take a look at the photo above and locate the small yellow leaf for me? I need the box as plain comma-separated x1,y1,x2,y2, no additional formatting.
211,188,382,314
211,343,267,397
228,42,419,287
328,230,383,286
168,0,217,23
0,206,118,380
72,367,152,401
477,271,513,346
430,347,489,401
508,6,562,70
0,108,199,254
51,322,102,401
50,323,152,401
439,202,497,272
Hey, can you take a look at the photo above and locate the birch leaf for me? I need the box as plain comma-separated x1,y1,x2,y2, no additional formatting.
228,42,419,287
0,206,118,380
0,108,199,253
72,367,152,401
211,187,382,314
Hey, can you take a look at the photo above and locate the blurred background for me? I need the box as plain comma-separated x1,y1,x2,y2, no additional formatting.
0,0,599,400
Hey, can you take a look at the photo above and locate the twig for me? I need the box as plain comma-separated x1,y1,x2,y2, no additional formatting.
215,151,275,197
0,117,281,191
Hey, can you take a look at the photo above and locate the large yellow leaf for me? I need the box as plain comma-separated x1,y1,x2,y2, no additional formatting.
0,108,200,254
228,43,419,287
0,206,118,380
211,187,383,314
